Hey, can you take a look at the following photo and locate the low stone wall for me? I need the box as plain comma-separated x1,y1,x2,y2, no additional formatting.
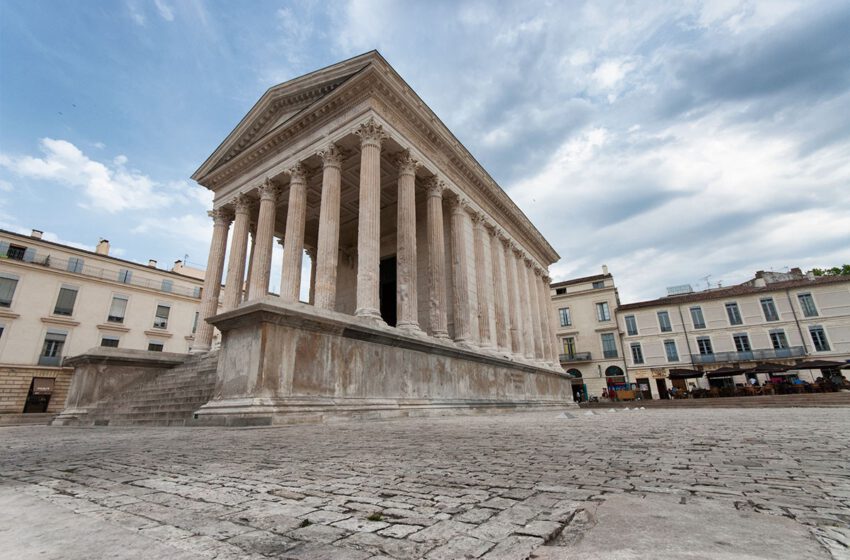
0,365,73,415
52,348,187,425
196,299,575,426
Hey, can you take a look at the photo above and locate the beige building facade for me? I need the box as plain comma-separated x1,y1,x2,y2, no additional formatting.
0,228,207,415
176,51,570,425
619,270,850,397
549,267,629,400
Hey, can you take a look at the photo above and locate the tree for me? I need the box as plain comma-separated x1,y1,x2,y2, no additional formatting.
811,265,850,277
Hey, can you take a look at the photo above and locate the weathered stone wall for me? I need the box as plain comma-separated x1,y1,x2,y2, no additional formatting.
197,299,573,425
0,366,72,414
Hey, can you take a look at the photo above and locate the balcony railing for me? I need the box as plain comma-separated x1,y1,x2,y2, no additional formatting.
559,351,592,363
1,250,201,299
691,346,806,364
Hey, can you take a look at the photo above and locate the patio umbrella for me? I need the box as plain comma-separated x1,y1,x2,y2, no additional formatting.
747,362,792,374
789,359,845,369
706,366,748,378
668,368,704,379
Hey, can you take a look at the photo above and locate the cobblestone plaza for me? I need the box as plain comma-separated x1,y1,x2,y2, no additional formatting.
2,408,849,559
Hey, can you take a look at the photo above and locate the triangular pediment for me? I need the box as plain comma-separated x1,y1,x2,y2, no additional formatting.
193,51,382,181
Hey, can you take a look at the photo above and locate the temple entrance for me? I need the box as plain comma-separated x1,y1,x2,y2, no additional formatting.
379,256,397,327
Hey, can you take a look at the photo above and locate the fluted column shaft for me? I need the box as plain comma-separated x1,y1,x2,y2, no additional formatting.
355,119,386,321
247,179,278,301
489,228,508,352
243,225,256,302
280,164,307,303
526,260,544,361
221,194,251,310
396,151,421,332
307,247,317,305
471,214,492,348
534,268,553,365
315,144,342,310
503,242,522,355
191,208,231,353
516,253,535,359
449,196,472,343
542,275,560,366
426,179,449,339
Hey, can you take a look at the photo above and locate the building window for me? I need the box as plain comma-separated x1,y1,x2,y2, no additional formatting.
596,302,611,322
558,307,571,327
809,326,830,352
118,269,133,283
6,244,27,261
53,286,79,316
725,302,743,325
770,330,789,350
733,333,751,353
664,339,679,362
107,295,128,323
192,311,199,334
601,333,618,358
147,342,164,352
690,306,706,329
555,287,566,295
592,280,605,289
657,311,672,332
0,276,19,308
562,337,576,357
798,293,818,317
760,297,779,322
38,331,66,366
153,304,170,329
161,279,173,293
630,343,644,364
697,336,713,355
100,337,119,348
193,286,202,298
67,257,84,274
624,315,638,336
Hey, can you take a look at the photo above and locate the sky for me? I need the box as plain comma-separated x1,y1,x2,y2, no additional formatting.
1,0,849,302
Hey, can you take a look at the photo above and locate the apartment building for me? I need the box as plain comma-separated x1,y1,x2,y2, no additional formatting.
617,269,850,398
0,228,210,416
550,266,629,400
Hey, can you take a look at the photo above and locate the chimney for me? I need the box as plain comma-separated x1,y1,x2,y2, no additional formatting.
31,229,43,239
148,259,158,268
602,264,609,275
96,239,110,255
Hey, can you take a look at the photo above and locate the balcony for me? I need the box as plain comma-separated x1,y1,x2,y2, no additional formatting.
559,351,592,363
691,346,806,364
2,249,201,299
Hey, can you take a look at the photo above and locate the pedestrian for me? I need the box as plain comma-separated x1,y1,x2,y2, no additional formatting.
574,389,582,402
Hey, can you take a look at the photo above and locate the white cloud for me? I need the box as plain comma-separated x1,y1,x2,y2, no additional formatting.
132,213,213,246
0,138,210,214
126,1,146,26
154,0,174,22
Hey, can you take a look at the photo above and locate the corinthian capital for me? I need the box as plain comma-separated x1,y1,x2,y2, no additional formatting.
424,176,445,198
317,143,343,169
395,150,420,177
209,207,233,227
232,193,252,215
355,117,387,148
257,177,280,202
286,162,307,184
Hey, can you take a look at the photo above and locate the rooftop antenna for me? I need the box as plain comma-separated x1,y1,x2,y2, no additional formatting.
699,274,712,290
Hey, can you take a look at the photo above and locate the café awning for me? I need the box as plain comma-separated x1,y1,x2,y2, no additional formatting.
789,359,845,370
748,362,792,374
706,366,748,378
668,368,704,379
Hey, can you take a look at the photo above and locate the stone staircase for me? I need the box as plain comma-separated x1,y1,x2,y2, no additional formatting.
580,391,850,409
81,352,219,427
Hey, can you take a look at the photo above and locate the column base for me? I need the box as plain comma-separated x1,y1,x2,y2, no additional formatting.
432,330,451,340
397,322,425,336
189,345,211,354
355,307,387,326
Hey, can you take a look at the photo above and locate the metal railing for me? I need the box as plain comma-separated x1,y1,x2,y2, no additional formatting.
691,346,806,364
1,250,201,299
559,351,592,363
603,350,619,359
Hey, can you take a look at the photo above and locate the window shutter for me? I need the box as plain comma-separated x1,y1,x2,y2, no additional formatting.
22,247,36,262
0,241,8,257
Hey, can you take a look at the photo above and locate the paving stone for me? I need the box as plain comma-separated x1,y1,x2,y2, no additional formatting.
226,529,297,556
332,517,390,533
425,535,495,559
481,535,544,559
409,519,476,542
281,542,372,560
377,523,423,539
337,532,434,560
287,523,351,543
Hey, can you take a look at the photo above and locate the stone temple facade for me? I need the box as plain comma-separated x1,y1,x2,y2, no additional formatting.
188,51,572,425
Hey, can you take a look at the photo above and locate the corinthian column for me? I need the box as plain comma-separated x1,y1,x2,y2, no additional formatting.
306,246,317,305
515,250,534,359
470,212,492,348
534,266,553,365
315,143,342,311
425,177,449,339
503,239,522,356
542,274,560,367
221,193,252,310
489,226,508,352
280,163,307,303
526,259,544,361
354,118,387,322
191,208,231,353
247,178,279,301
243,223,256,302
395,150,422,333
449,194,472,343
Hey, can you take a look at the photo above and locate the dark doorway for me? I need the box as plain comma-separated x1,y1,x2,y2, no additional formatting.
379,256,397,327
656,378,669,400
635,377,652,400
23,377,54,413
